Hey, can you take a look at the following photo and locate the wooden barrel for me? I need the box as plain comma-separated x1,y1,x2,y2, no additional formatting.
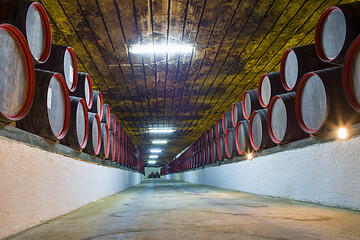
109,113,116,132
210,139,218,162
101,103,110,127
0,23,35,122
249,109,276,151
205,129,210,145
343,35,360,113
315,2,360,64
280,44,333,91
232,101,244,127
267,92,309,144
98,122,110,159
0,1,52,64
61,96,89,150
108,130,116,161
116,121,121,139
206,143,211,164
17,70,69,141
296,66,360,135
89,90,103,120
215,118,223,138
83,112,101,156
37,44,78,92
70,72,93,109
235,120,252,155
201,146,207,166
217,134,226,161
119,138,125,166
209,124,216,141
242,89,262,119
258,71,286,107
225,127,238,159
222,111,232,134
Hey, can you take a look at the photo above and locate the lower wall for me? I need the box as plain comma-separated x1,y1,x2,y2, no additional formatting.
166,135,360,211
0,136,143,239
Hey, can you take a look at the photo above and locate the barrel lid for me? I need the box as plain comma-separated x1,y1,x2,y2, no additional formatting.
280,49,298,91
85,74,93,109
225,128,235,159
258,74,271,107
76,98,89,149
92,114,101,155
242,91,251,119
268,96,287,143
64,47,78,92
249,111,263,150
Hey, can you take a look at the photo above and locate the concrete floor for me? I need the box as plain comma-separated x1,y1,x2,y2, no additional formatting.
9,179,360,240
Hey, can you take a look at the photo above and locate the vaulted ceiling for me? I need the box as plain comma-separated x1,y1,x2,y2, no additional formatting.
40,0,354,166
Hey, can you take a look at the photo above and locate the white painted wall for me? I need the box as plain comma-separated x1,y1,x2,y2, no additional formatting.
166,135,360,211
0,136,143,239
145,167,161,178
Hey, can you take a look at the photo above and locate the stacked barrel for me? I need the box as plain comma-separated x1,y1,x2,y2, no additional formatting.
162,2,360,175
0,0,144,174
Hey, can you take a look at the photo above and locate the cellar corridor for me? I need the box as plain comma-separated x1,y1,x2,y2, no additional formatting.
8,179,360,240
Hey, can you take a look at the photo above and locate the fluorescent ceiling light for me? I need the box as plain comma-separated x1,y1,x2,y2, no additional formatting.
152,140,168,144
149,129,175,133
148,160,157,164
130,44,194,54
149,155,158,158
150,149,162,153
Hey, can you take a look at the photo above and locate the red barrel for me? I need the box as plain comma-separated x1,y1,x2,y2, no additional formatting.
267,92,309,144
210,139,218,162
83,112,101,156
258,71,286,107
222,111,232,134
235,120,252,155
0,23,35,122
315,2,360,64
99,122,110,159
101,103,110,127
296,66,360,135
61,96,89,150
343,35,360,113
242,89,262,120
37,45,78,92
232,101,244,127
17,70,69,141
215,118,223,138
70,72,93,109
108,130,116,161
217,134,226,161
89,90,103,120
225,127,238,159
249,109,276,151
280,44,333,91
0,1,52,64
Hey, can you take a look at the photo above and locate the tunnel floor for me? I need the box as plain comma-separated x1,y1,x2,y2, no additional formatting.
9,179,360,240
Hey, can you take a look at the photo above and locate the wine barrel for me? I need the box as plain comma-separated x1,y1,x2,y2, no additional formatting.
115,137,120,164
249,109,276,151
280,44,333,91
225,127,238,159
209,124,216,141
296,66,360,135
70,72,93,109
206,143,211,164
119,138,125,166
108,130,116,161
89,90,103,120
232,101,244,127
83,112,101,156
210,139,219,162
215,118,223,138
242,89,262,119
17,70,69,141
0,23,35,122
258,71,286,107
315,2,360,64
109,113,116,132
235,120,251,155
217,134,226,161
205,129,210,145
37,44,78,92
222,111,232,134
116,121,121,139
0,1,51,64
343,35,360,113
267,92,309,144
202,146,207,165
98,123,110,159
61,96,89,150
101,103,110,127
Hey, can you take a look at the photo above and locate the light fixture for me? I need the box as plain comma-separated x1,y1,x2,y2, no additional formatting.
152,140,168,144
338,127,348,140
148,160,157,164
149,155,158,158
149,129,175,133
150,149,162,153
247,153,253,160
130,44,194,54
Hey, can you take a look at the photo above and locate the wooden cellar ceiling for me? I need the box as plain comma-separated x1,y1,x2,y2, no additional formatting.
40,0,355,166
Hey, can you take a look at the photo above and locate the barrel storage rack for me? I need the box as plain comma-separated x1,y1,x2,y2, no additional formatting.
0,0,144,174
161,2,360,176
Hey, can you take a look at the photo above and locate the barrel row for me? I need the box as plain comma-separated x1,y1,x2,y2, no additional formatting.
162,2,360,175
0,1,145,174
